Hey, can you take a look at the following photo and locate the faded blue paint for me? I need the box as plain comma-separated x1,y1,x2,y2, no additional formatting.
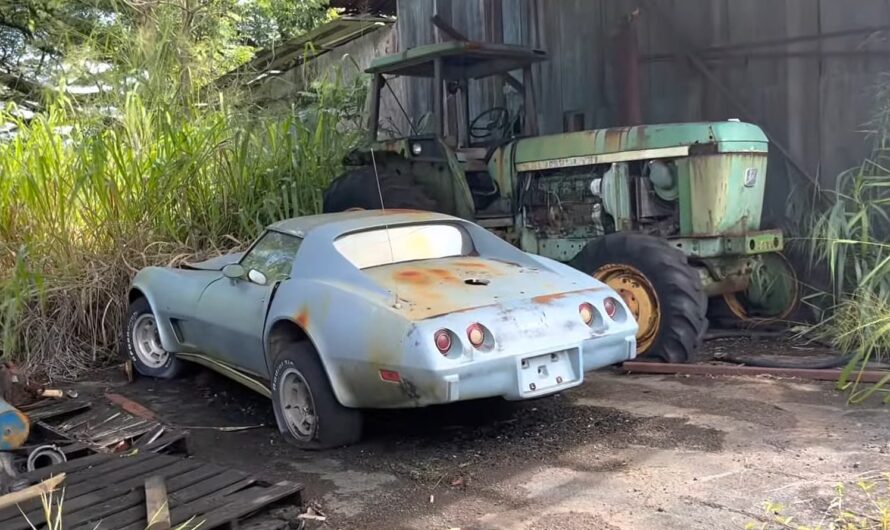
130,210,637,409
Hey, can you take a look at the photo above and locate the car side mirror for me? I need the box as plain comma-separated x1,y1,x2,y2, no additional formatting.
247,269,268,286
222,263,245,279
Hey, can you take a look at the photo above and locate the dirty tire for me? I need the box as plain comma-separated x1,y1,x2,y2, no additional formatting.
270,339,362,449
571,233,708,363
122,297,188,379
323,167,438,213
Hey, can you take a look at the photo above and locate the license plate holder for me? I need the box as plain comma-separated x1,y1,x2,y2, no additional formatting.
518,349,579,395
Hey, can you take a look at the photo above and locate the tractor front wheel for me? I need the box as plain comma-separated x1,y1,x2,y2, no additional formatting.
571,233,708,363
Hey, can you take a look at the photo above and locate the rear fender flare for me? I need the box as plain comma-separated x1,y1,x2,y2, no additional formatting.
264,317,354,408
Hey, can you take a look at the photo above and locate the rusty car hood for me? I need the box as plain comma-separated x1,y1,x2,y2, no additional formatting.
361,256,594,320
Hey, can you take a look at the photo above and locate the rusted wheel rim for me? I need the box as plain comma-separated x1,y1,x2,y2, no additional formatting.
594,264,661,354
723,252,800,321
280,368,317,439
131,314,168,368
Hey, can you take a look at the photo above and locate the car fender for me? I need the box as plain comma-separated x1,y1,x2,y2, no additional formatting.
263,277,410,408
129,268,187,354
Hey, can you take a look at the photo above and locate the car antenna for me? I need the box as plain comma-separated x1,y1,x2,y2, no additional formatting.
369,148,401,309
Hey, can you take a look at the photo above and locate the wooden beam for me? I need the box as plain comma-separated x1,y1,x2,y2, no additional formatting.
622,362,889,383
144,475,171,530
0,473,65,511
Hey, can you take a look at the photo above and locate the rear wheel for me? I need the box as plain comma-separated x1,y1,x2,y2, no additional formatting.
323,167,437,212
270,340,362,449
571,233,708,363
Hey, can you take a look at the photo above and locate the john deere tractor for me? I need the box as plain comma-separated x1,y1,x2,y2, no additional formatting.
323,41,797,363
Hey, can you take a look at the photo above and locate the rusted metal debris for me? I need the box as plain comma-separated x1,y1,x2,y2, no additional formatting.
622,361,889,383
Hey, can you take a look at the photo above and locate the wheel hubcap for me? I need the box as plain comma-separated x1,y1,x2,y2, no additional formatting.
280,369,317,440
131,314,169,368
594,264,661,354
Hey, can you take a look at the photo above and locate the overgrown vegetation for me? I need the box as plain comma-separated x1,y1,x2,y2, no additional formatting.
746,473,890,529
0,2,366,378
810,78,890,403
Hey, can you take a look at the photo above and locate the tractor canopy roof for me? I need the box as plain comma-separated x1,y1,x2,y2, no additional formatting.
366,41,547,79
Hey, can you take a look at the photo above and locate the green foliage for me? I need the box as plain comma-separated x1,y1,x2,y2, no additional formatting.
810,77,890,403
746,474,890,529
0,3,365,378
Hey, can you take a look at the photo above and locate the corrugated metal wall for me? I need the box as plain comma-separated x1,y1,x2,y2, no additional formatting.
393,0,890,223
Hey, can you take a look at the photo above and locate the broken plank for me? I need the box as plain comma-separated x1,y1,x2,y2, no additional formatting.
145,476,171,530
105,393,158,421
0,473,65,511
26,400,92,422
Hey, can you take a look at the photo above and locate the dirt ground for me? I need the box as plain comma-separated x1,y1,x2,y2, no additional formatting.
83,344,890,530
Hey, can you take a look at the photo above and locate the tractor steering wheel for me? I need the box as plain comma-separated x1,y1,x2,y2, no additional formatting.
470,107,511,142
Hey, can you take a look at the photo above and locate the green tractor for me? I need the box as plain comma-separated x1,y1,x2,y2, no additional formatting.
323,41,797,363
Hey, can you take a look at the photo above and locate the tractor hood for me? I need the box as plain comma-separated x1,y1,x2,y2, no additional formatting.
512,121,768,172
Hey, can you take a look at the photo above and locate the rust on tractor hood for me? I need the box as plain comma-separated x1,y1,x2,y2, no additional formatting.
361,256,599,320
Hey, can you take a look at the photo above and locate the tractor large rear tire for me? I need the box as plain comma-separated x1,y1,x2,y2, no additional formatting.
323,168,437,212
571,233,708,363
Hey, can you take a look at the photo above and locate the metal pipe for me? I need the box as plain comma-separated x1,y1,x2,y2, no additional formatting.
621,361,889,383
433,58,443,137
367,73,382,143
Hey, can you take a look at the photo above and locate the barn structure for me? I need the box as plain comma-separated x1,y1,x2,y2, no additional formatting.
237,0,890,227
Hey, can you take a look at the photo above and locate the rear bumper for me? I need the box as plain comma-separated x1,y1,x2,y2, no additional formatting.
351,331,636,408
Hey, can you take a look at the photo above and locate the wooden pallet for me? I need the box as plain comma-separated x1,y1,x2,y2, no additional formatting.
0,451,302,529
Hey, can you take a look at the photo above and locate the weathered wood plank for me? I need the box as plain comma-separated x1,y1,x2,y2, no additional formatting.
144,476,171,530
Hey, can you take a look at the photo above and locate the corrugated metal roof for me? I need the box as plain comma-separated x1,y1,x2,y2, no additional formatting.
216,16,393,87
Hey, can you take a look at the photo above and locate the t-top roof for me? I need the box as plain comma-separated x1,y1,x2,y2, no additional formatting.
366,41,548,79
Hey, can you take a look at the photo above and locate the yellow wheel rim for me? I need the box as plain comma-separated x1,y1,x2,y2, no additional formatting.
594,264,661,354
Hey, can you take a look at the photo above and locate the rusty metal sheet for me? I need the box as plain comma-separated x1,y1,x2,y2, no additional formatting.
621,361,889,383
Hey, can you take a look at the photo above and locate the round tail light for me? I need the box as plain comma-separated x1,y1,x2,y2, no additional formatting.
579,303,595,325
604,297,618,319
467,323,485,347
434,330,452,354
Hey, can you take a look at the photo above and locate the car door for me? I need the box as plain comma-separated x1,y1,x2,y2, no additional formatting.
192,230,302,376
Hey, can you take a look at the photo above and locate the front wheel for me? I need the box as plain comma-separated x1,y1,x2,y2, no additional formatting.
270,341,362,449
571,233,708,363
122,297,188,379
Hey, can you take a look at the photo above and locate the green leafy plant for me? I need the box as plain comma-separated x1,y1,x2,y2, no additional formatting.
0,3,365,378
746,474,890,529
809,76,890,403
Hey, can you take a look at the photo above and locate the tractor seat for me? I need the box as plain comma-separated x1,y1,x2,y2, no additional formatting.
456,148,489,172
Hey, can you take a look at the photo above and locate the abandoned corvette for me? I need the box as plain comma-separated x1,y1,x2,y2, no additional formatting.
123,210,638,447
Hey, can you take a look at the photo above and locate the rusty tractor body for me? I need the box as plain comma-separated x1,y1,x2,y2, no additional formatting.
323,41,798,363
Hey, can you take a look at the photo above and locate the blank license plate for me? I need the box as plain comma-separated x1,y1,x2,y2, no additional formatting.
519,350,578,395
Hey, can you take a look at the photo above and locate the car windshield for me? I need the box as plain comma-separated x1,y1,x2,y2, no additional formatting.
335,223,473,269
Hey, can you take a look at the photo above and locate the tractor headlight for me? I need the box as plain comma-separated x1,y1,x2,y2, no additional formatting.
411,143,423,156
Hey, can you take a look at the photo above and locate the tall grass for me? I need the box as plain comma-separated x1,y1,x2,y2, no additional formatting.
810,77,890,403
0,9,366,378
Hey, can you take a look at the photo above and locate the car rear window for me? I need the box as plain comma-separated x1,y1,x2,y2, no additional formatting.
335,223,473,269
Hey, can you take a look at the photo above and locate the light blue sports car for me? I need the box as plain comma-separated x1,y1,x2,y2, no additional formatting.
124,210,637,448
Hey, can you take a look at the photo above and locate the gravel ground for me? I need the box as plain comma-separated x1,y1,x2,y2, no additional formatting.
83,336,890,530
